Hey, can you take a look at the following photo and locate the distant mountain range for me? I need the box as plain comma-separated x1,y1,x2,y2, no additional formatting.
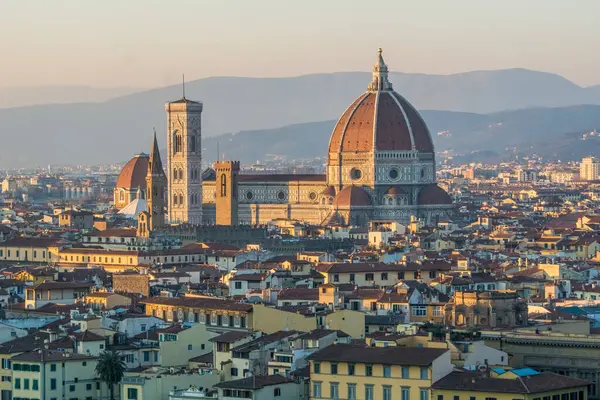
0,85,142,109
2,68,600,167
204,105,600,164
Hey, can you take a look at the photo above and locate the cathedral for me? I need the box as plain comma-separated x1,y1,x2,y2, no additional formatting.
114,49,454,228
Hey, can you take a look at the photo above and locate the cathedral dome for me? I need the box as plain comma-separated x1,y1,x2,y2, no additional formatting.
116,153,149,190
418,184,453,205
334,186,371,207
328,49,434,154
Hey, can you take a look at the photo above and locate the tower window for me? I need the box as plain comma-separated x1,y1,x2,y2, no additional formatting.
350,168,362,180
173,130,182,154
277,191,285,200
179,194,184,206
389,168,399,180
190,135,196,152
220,174,227,197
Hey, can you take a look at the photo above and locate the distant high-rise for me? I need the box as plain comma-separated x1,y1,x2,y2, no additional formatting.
580,157,600,181
165,96,203,224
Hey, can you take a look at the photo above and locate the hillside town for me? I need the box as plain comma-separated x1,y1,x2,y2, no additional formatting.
1,50,600,400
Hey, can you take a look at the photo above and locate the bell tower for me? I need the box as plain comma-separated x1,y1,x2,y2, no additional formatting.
146,131,167,231
214,161,239,226
165,94,203,225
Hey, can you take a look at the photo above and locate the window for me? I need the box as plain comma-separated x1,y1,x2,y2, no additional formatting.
383,386,392,400
365,364,373,376
33,379,39,390
365,273,374,281
412,305,427,317
333,274,339,282
432,306,443,317
365,384,374,400
420,367,428,379
402,366,409,378
313,382,322,398
274,387,281,397
438,396,444,400
188,344,193,351
86,383,92,391
454,396,459,400
24,378,29,390
381,272,388,280
14,378,20,389
421,389,429,400
330,383,339,399
402,387,410,400
378,364,390,377
398,271,405,279
143,352,150,362
484,398,497,400
470,397,476,400
330,363,338,374
349,273,355,282
127,387,139,400
234,281,242,290
82,361,87,366
348,384,357,400
70,385,76,392
231,367,238,376
348,364,355,376
50,378,57,390
50,363,56,372
314,362,320,374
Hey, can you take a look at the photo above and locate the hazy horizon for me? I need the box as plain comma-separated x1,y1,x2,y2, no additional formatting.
1,0,600,89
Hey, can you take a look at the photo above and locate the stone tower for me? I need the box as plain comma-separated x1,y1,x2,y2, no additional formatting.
146,131,167,231
214,161,240,226
165,97,203,224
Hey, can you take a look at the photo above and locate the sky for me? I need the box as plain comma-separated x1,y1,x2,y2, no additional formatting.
1,0,600,88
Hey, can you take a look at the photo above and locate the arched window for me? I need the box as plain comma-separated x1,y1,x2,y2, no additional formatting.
189,135,196,152
173,194,178,205
173,168,178,181
179,194,184,206
153,185,157,197
220,174,227,197
173,131,182,154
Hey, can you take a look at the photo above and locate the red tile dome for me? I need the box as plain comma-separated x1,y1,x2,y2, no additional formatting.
328,49,434,154
334,186,371,207
116,153,149,190
418,184,452,205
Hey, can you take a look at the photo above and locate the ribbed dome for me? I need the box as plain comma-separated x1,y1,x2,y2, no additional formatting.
116,153,149,189
334,186,371,207
328,49,434,154
418,184,452,205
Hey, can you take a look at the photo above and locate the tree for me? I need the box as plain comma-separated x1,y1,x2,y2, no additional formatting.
95,350,126,400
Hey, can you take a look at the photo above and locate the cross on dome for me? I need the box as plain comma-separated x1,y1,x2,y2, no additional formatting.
368,47,393,92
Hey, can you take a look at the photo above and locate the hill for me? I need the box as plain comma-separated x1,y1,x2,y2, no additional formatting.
2,69,600,166
203,105,600,164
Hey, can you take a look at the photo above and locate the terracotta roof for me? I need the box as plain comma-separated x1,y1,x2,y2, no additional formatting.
214,375,292,390
71,330,105,342
418,184,453,205
2,237,63,248
189,351,213,364
139,296,253,312
308,343,446,366
334,186,371,207
116,153,149,189
12,350,96,362
320,186,337,197
278,288,319,301
209,331,253,344
432,370,590,394
32,282,94,290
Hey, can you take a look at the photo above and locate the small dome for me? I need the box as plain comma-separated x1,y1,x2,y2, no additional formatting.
320,186,337,197
116,153,149,189
385,186,407,195
418,184,452,205
334,186,371,207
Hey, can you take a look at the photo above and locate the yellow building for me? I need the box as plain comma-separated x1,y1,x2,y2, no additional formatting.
13,267,56,285
83,292,132,310
446,290,528,328
432,368,590,400
308,343,452,400
0,237,62,263
141,296,253,332
11,350,109,400
252,304,365,339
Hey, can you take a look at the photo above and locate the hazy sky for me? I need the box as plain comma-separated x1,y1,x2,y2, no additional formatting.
2,0,600,88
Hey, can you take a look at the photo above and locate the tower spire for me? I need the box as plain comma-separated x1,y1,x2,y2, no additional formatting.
149,128,164,176
368,48,393,92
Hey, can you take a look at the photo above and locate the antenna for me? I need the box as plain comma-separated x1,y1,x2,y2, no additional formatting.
217,141,220,163
182,74,186,99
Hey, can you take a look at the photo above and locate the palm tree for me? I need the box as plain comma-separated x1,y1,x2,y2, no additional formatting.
95,350,126,400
